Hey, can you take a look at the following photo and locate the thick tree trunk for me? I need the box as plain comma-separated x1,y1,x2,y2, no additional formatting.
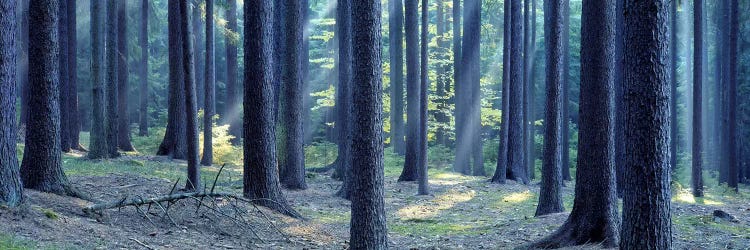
452,0,465,174
417,0,429,195
242,0,301,219
201,0,215,166
465,0,484,177
400,0,419,182
389,0,405,155
106,0,120,158
0,0,23,206
349,0,388,247
138,0,149,136
88,0,107,159
491,0,511,184
530,0,619,247
535,0,564,217
507,0,528,184
179,0,201,191
334,0,353,200
21,0,79,197
692,0,704,197
620,0,673,248
18,0,28,128
117,0,135,152
224,0,241,145
614,0,624,197
158,0,188,160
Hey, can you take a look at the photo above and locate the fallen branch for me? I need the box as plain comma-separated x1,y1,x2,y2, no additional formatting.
83,191,238,214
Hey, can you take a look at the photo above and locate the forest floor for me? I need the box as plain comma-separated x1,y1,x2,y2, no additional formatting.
1,135,749,249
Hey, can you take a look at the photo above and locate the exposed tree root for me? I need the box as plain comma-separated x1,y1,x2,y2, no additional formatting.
519,219,618,249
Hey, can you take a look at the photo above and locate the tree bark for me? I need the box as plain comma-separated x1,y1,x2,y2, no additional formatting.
201,0,215,166
692,0,704,197
507,0,528,184
400,0,419,181
389,0,405,155
58,0,69,152
158,0,188,160
726,0,738,191
106,0,120,158
117,0,135,152
417,0,429,195
465,0,484,177
242,0,301,219
224,0,241,145
349,0,388,247
179,0,201,191
614,0,624,197
334,0,353,200
67,0,81,150
669,0,677,175
88,0,108,159
0,0,23,206
138,0,149,136
491,0,511,184
192,0,204,109
560,0,571,182
620,0,673,248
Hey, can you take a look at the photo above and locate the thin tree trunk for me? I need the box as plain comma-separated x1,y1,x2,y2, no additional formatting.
224,0,241,145
417,0,430,195
466,0,484,177
561,0,571,181
491,0,510,184
105,0,120,158
201,0,215,166
400,0,419,181
138,0,149,136
89,0,108,159
117,0,135,152
389,0,405,155
0,0,23,206
692,0,704,197
669,0,677,175
334,0,353,200
67,0,81,150
726,0,738,191
179,0,200,191
59,0,69,152
508,0,528,184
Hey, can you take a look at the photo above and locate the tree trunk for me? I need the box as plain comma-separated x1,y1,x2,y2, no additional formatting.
522,0,530,181
726,0,738,191
349,0,388,247
464,0,484,177
58,0,69,152
106,0,120,158
434,0,446,146
0,0,23,207
400,0,419,182
67,0,81,150
417,0,429,195
561,0,571,182
117,0,135,152
21,0,79,197
491,0,510,184
88,0,108,159
452,0,465,174
334,0,353,200
138,0,149,136
157,0,188,160
389,0,405,155
201,0,215,166
530,0,619,246
527,0,537,180
179,0,201,191
18,0,28,128
669,0,677,175
507,0,528,184
535,0,564,217
692,0,704,197
224,0,240,145
193,0,204,109
614,0,624,197
620,0,672,248
242,0,301,218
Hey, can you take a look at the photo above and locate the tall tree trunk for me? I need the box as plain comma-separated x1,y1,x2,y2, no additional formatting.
417,0,429,195
507,0,528,184
531,0,619,246
224,0,241,145
400,0,419,181
58,0,69,152
614,0,624,197
279,0,307,190
117,0,135,152
138,0,149,136
560,0,571,181
242,0,301,218
535,0,564,217
67,0,81,150
726,0,738,191
201,0,215,166
18,0,28,128
669,0,677,175
491,0,510,184
452,0,464,173
434,0,446,146
158,0,188,159
21,0,80,197
334,0,353,199
179,0,200,191
389,0,405,155
522,0,530,181
527,0,537,180
0,0,23,207
692,0,704,197
106,0,120,158
620,0,673,248
193,0,204,109
88,0,108,159
349,0,388,247
465,0,484,177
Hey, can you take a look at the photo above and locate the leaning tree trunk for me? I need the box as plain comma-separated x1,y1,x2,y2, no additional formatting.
535,0,564,217
117,0,135,152
491,0,511,184
507,0,528,184
620,0,673,248
88,0,107,159
400,0,419,182
334,0,353,200
242,0,301,219
21,0,80,198
389,0,405,155
179,0,200,191
201,0,215,166
138,0,149,136
157,0,188,160
692,0,704,197
529,0,619,247
349,0,388,248
0,0,23,207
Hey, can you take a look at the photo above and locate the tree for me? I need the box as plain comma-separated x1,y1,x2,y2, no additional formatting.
526,0,538,180
614,0,624,197
106,0,120,158
192,0,205,108
529,0,619,247
692,0,704,197
400,0,419,181
279,0,307,190
89,0,107,159
620,0,672,248
139,0,149,136
158,0,188,160
58,0,69,152
534,0,564,217
179,0,201,191
0,0,23,207
507,0,528,184
349,0,388,247
726,0,738,191
201,0,215,166
224,0,241,145
66,0,82,150
118,0,135,152
417,0,429,195
334,0,353,200
452,0,464,174
491,0,511,184
242,0,301,218
669,0,677,175
18,0,28,128
21,0,80,197
561,0,571,181
464,0,484,176
389,0,405,155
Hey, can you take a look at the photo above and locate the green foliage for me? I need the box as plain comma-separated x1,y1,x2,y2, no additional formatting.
304,141,338,167
0,234,33,250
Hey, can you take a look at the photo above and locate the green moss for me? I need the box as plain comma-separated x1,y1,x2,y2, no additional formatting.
42,209,58,220
0,234,33,250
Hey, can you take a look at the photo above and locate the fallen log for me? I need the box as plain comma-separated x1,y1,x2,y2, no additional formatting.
83,191,240,214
